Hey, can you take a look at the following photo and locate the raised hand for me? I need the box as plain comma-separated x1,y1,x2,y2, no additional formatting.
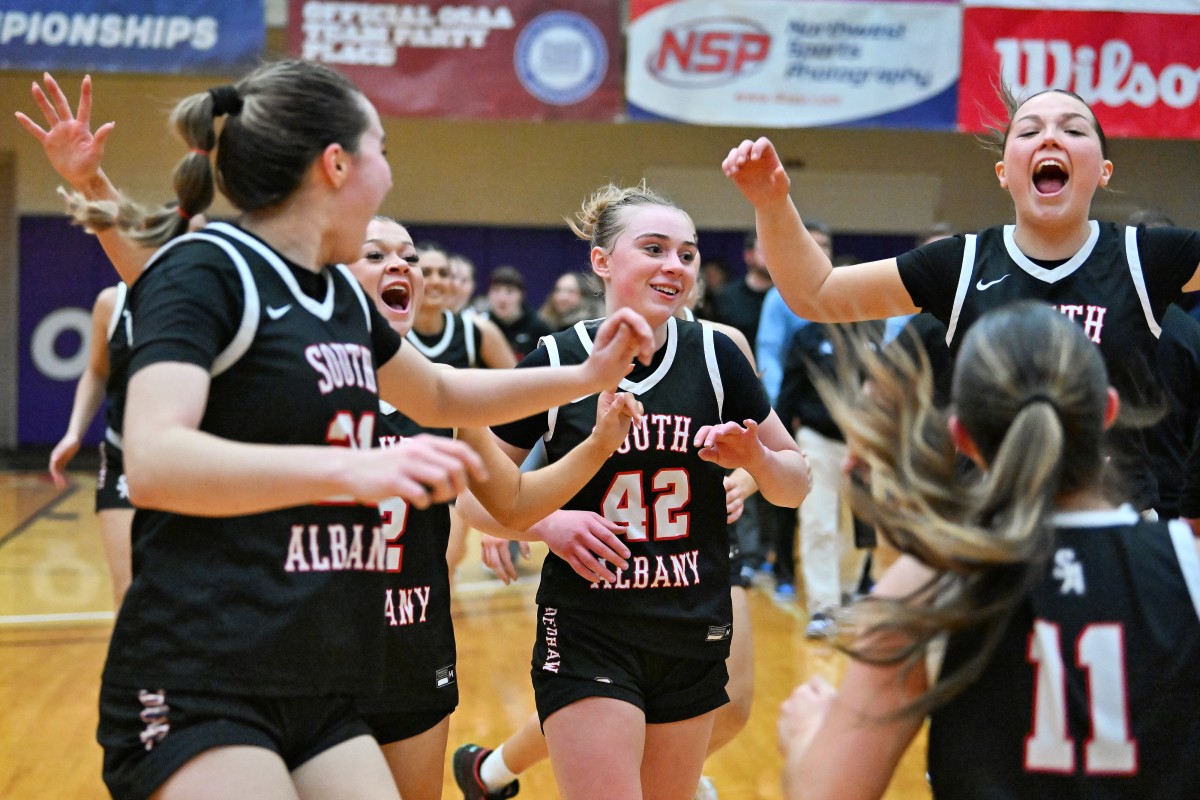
721,136,791,208
15,73,114,192
481,533,530,585
538,509,630,584
584,308,656,390
48,432,82,490
591,390,642,454
352,433,487,509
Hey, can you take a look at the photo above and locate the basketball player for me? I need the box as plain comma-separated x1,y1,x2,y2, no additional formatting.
47,284,134,609
722,88,1200,512
406,242,516,574
777,302,1200,799
455,183,811,800
57,61,652,799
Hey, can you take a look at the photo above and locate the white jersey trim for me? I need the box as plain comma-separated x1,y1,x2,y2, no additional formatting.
541,334,561,441
209,222,335,321
1049,504,1139,527
946,234,976,346
334,264,373,333
406,309,456,359
575,316,679,395
700,323,726,420
1124,225,1162,339
1168,519,1200,625
462,311,477,367
1002,220,1099,283
107,282,127,341
142,229,260,378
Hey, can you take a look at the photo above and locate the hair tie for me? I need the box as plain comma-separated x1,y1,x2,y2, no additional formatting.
1018,393,1057,414
176,205,191,220
188,147,209,157
208,85,243,117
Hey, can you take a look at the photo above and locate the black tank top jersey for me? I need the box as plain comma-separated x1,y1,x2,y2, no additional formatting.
897,222,1200,509
493,317,771,658
405,308,481,368
104,221,403,697
102,282,132,450
357,403,458,714
928,510,1200,800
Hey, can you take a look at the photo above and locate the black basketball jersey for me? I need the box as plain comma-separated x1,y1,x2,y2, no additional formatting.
406,308,480,368
102,282,132,448
928,510,1200,799
356,404,458,714
494,317,770,658
104,221,403,697
898,222,1200,510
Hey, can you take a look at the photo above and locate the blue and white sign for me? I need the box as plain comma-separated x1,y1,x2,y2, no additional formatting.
514,11,608,106
0,0,264,74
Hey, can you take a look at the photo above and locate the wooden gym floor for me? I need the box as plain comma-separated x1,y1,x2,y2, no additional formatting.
0,467,930,799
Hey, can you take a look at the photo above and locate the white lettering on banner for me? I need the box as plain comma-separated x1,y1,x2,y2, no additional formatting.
300,2,515,66
996,37,1200,109
0,12,217,50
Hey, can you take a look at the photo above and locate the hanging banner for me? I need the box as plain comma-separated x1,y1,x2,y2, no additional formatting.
290,0,622,120
960,0,1200,140
626,0,961,129
0,0,264,74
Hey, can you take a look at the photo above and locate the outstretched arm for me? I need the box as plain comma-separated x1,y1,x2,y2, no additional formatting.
460,391,642,531
16,73,153,286
722,137,915,323
49,287,116,488
378,308,654,428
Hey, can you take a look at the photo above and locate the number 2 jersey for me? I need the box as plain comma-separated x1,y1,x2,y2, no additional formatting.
356,404,458,717
928,508,1200,799
493,317,770,659
103,221,403,697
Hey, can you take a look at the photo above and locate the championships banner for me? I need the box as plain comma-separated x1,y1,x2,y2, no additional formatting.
960,0,1200,139
626,0,961,129
289,0,622,120
0,0,264,74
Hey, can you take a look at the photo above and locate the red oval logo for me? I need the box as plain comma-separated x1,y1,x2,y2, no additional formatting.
647,17,772,88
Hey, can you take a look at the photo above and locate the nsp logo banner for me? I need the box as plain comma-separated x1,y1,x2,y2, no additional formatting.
626,0,961,129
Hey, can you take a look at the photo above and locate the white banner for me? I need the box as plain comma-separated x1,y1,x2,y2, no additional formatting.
626,0,961,128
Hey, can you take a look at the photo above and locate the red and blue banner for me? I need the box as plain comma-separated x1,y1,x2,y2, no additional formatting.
960,0,1200,140
289,0,622,120
626,0,961,129
0,0,264,74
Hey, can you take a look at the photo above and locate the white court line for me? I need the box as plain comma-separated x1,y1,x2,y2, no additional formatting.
0,611,114,625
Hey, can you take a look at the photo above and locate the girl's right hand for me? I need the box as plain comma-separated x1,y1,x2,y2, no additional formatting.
48,433,81,489
15,73,113,189
722,136,792,208
351,434,487,509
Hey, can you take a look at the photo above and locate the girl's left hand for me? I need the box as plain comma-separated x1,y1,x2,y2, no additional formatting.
694,419,765,470
777,676,837,759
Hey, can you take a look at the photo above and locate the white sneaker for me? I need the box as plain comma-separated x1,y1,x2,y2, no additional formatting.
693,775,718,800
805,612,836,639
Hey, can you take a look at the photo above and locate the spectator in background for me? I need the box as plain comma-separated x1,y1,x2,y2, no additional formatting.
696,256,730,320
450,252,482,315
484,265,552,357
712,231,779,347
539,271,603,333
